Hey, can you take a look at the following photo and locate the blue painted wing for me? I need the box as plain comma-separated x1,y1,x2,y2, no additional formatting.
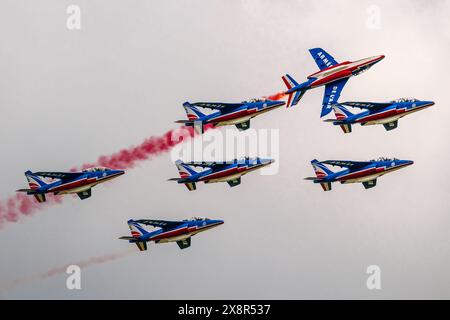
322,160,372,169
309,48,339,70
321,78,349,117
341,101,392,110
192,102,245,111
135,220,185,230
33,171,84,182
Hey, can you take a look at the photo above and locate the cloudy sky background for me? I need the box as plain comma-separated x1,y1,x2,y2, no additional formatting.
0,0,449,299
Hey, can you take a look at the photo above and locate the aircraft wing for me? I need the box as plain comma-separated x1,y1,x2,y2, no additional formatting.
321,78,349,117
134,219,185,230
321,160,372,169
191,102,245,111
341,101,392,109
309,48,339,70
182,161,227,168
33,171,84,181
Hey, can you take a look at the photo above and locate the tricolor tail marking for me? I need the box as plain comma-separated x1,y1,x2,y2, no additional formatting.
311,160,333,178
25,171,48,190
128,220,147,238
282,74,299,108
183,102,205,121
175,160,196,179
332,104,353,120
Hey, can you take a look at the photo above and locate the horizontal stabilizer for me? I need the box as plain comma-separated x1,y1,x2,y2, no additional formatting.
320,182,332,191
340,124,352,133
175,120,194,125
135,241,148,251
304,177,325,182
184,182,196,191
119,236,136,241
16,188,38,194
34,194,46,203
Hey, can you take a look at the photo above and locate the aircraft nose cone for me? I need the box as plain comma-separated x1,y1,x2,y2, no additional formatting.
400,160,414,167
210,220,224,227
261,158,275,165
113,170,125,176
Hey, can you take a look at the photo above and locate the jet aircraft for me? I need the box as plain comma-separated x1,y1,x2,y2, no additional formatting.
119,217,224,251
305,158,413,191
324,98,435,133
169,157,274,190
282,48,385,116
176,98,285,134
16,167,125,202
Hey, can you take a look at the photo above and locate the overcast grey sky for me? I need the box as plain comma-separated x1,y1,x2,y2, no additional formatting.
0,0,449,299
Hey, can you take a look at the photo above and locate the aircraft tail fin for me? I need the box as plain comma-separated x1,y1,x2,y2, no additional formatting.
127,219,149,238
171,160,198,191
332,104,354,120
182,102,205,121
175,160,197,179
181,102,206,134
330,104,353,133
119,221,149,251
282,74,305,107
311,159,334,178
24,170,49,190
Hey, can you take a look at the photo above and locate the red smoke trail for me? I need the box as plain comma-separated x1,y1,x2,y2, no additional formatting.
72,126,199,171
265,90,287,101
0,248,135,293
0,126,203,228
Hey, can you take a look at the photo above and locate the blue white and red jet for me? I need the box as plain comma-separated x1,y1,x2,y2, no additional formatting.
16,167,125,202
119,217,224,251
169,157,274,190
324,98,435,133
176,98,285,134
282,48,385,116
305,157,413,191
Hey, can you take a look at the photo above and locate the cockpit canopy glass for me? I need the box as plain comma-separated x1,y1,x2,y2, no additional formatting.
390,97,418,103
242,98,267,103
370,157,399,162
188,217,210,221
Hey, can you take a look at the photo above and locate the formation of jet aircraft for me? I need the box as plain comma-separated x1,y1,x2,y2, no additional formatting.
176,98,285,134
119,217,224,251
169,158,274,191
16,47,432,254
324,98,434,133
16,167,125,202
305,158,414,191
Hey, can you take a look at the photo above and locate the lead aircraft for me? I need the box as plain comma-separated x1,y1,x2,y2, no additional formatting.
282,48,384,116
